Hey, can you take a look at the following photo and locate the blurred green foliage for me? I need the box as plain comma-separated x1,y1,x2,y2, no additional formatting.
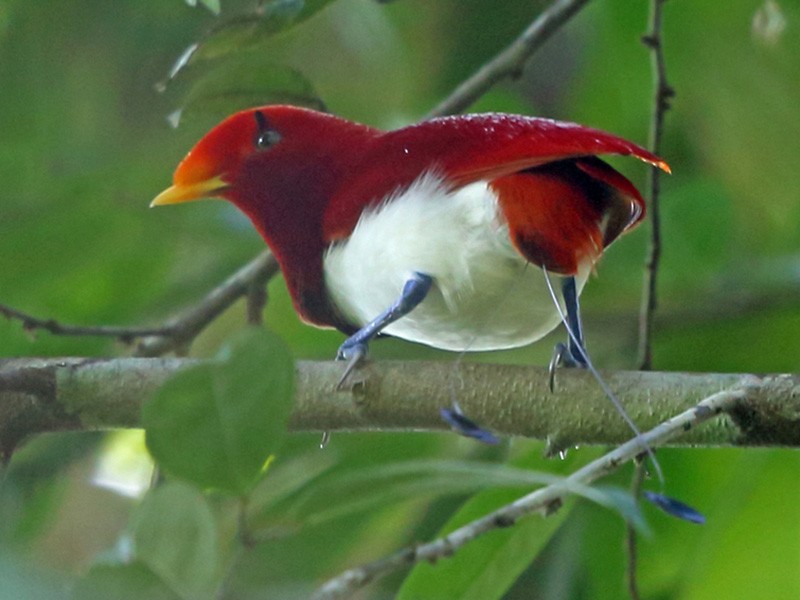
144,328,294,495
1,0,799,598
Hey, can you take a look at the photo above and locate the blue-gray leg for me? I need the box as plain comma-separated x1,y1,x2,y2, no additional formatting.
549,276,588,390
336,272,433,387
561,276,587,367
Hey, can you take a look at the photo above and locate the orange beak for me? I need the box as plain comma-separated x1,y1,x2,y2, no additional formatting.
150,175,228,207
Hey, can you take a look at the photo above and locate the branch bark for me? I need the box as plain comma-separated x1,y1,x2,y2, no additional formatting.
1,357,798,457
425,0,593,118
134,251,279,357
0,303,176,342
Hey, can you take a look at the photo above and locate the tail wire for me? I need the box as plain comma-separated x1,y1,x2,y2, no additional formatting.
542,267,664,486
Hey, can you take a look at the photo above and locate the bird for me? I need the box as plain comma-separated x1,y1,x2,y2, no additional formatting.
151,105,668,384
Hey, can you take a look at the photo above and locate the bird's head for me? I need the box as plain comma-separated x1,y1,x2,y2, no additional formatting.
151,105,376,227
150,105,380,329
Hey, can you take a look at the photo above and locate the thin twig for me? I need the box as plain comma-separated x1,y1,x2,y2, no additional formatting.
425,0,594,118
135,251,279,357
238,496,257,550
310,387,748,600
246,278,268,326
626,459,647,600
637,0,674,370
1,252,279,355
0,303,176,343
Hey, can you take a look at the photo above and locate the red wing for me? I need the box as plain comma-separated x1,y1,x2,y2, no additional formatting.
492,158,645,274
424,113,669,186
323,113,667,244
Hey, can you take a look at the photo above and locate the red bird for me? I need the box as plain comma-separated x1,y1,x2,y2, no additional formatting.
152,106,667,379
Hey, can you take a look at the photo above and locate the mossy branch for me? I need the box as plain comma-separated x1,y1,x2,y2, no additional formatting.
1,357,798,457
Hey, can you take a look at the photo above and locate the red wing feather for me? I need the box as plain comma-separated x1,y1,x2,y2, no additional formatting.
491,158,645,274
416,113,669,186
323,113,667,245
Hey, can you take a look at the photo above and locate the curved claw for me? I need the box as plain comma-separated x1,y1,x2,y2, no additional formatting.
548,341,589,391
548,342,568,392
319,431,331,449
336,340,369,389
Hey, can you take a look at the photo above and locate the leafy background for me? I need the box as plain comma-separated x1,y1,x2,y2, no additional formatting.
1,0,799,598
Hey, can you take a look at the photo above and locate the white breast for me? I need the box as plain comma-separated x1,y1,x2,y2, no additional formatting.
323,173,589,351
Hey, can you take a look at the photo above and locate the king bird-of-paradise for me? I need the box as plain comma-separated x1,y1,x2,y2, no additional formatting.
151,105,668,395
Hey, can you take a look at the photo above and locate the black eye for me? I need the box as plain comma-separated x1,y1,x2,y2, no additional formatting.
254,110,282,149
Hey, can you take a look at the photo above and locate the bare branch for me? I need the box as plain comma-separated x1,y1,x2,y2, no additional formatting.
135,251,279,357
637,0,675,370
310,387,747,600
2,358,798,457
626,459,647,600
425,0,594,118
1,252,280,356
0,303,176,343
246,279,269,326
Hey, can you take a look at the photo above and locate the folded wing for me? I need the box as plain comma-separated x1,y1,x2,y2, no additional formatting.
324,113,668,274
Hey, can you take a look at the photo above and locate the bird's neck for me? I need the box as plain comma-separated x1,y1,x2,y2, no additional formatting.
229,157,360,331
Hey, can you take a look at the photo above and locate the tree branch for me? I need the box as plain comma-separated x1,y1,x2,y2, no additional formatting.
310,387,747,600
425,0,594,118
626,459,646,600
637,0,674,370
1,357,798,457
134,251,279,357
0,303,176,343
1,252,280,357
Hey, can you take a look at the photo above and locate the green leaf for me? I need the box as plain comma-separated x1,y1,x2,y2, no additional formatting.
164,0,339,85
192,0,338,63
183,0,221,14
277,460,563,527
593,485,648,533
253,457,641,536
247,450,336,521
143,328,294,495
199,0,221,15
72,563,182,600
129,482,220,600
175,57,324,128
1,433,99,544
398,487,571,600
674,452,800,600
0,553,66,600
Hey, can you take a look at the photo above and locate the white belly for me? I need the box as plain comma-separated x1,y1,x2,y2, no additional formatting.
323,173,589,351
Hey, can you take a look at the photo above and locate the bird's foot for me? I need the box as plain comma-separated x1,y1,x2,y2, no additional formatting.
335,339,369,390
548,341,588,392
